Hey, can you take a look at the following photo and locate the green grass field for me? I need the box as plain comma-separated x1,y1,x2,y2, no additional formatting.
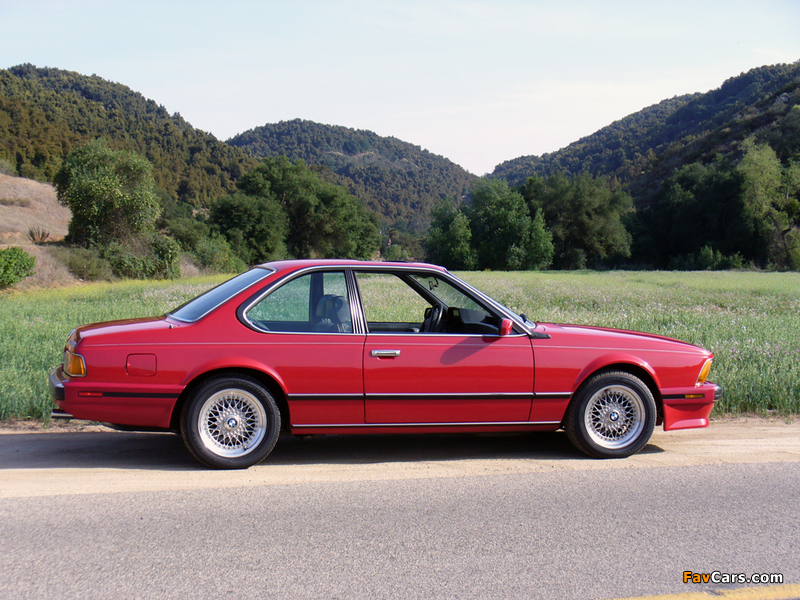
1,270,798,421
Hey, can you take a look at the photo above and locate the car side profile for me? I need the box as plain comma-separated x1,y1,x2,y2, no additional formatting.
50,260,721,468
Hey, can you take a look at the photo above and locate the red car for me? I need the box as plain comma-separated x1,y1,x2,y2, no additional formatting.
50,260,721,469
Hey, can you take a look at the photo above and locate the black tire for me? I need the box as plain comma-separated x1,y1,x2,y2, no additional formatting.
181,375,281,469
565,371,656,459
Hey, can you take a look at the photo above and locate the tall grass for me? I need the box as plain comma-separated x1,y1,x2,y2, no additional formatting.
1,270,798,421
0,277,225,420
459,270,800,415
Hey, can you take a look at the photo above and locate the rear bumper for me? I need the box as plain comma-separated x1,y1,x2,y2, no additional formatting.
662,383,721,431
47,365,179,428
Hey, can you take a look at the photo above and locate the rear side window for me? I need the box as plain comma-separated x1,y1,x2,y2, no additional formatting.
169,268,272,323
245,271,352,333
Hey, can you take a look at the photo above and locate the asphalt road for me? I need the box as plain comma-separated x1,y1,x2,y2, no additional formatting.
1,420,798,600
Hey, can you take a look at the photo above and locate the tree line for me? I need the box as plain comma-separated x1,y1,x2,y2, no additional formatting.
53,140,380,279
228,118,476,233
426,135,799,272
45,133,800,281
426,174,634,271
5,63,800,275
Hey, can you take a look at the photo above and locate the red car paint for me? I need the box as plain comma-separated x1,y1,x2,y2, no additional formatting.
50,260,720,467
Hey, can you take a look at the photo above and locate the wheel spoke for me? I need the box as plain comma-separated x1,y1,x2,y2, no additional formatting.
585,384,645,450
198,389,267,458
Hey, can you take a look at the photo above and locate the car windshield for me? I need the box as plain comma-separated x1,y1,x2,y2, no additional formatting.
168,267,273,323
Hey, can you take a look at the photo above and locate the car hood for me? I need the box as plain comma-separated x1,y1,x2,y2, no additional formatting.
534,322,709,354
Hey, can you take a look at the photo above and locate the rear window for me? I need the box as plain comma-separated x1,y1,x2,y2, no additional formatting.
168,268,273,323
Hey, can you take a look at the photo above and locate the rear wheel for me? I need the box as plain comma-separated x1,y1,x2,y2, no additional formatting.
181,375,281,469
565,371,656,458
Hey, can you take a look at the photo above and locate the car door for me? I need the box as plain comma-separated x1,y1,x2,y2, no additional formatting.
241,269,365,425
356,270,534,424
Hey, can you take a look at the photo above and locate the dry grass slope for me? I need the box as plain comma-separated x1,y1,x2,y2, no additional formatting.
0,174,71,244
0,174,77,288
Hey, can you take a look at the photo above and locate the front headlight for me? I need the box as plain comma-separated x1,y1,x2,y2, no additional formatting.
63,349,86,377
697,359,712,384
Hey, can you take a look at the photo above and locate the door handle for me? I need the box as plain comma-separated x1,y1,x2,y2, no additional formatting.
370,349,401,358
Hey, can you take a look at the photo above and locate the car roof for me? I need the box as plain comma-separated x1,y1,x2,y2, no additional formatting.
258,259,449,274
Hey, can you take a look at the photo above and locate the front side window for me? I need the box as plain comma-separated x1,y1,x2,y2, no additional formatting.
356,273,430,326
355,271,500,335
409,274,486,313
245,271,352,333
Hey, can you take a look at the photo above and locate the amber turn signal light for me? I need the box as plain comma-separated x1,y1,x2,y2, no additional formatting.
63,350,86,377
697,359,712,384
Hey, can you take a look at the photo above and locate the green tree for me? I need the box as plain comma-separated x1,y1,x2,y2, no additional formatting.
520,173,632,269
425,198,477,270
737,138,800,269
632,159,754,268
468,179,553,270
209,192,288,265
53,139,161,246
235,156,380,260
738,138,783,226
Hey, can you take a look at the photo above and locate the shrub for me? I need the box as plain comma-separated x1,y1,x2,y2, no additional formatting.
0,158,17,176
669,246,746,270
61,247,115,281
27,226,51,244
0,247,36,289
192,235,246,274
0,197,30,207
103,234,181,279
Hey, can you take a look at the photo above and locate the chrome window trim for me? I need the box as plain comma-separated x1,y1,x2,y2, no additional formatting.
364,331,529,338
350,266,532,337
239,262,533,337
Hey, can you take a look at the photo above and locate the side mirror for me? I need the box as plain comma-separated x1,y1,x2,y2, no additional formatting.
499,318,514,336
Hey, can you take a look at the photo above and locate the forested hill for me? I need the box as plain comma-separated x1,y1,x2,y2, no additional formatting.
227,119,476,232
1,66,474,232
493,62,800,197
0,64,257,205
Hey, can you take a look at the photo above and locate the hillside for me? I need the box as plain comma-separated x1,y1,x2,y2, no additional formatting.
2,62,798,271
492,94,698,186
1,66,474,233
228,119,476,232
0,64,258,206
492,63,800,269
0,173,69,245
493,62,800,202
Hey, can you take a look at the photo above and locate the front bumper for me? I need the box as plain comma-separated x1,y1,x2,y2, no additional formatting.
662,382,721,431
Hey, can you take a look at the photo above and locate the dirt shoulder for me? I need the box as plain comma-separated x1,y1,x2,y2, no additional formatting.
1,414,792,435
0,416,798,499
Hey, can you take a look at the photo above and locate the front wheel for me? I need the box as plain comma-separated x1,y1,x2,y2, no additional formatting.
565,371,656,458
181,376,281,469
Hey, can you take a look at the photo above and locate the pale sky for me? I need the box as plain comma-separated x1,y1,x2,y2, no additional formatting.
2,0,799,175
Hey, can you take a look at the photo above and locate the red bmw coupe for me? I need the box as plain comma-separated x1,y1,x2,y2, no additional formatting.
50,260,721,468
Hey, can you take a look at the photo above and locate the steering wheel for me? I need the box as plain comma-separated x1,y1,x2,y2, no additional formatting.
421,303,444,333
